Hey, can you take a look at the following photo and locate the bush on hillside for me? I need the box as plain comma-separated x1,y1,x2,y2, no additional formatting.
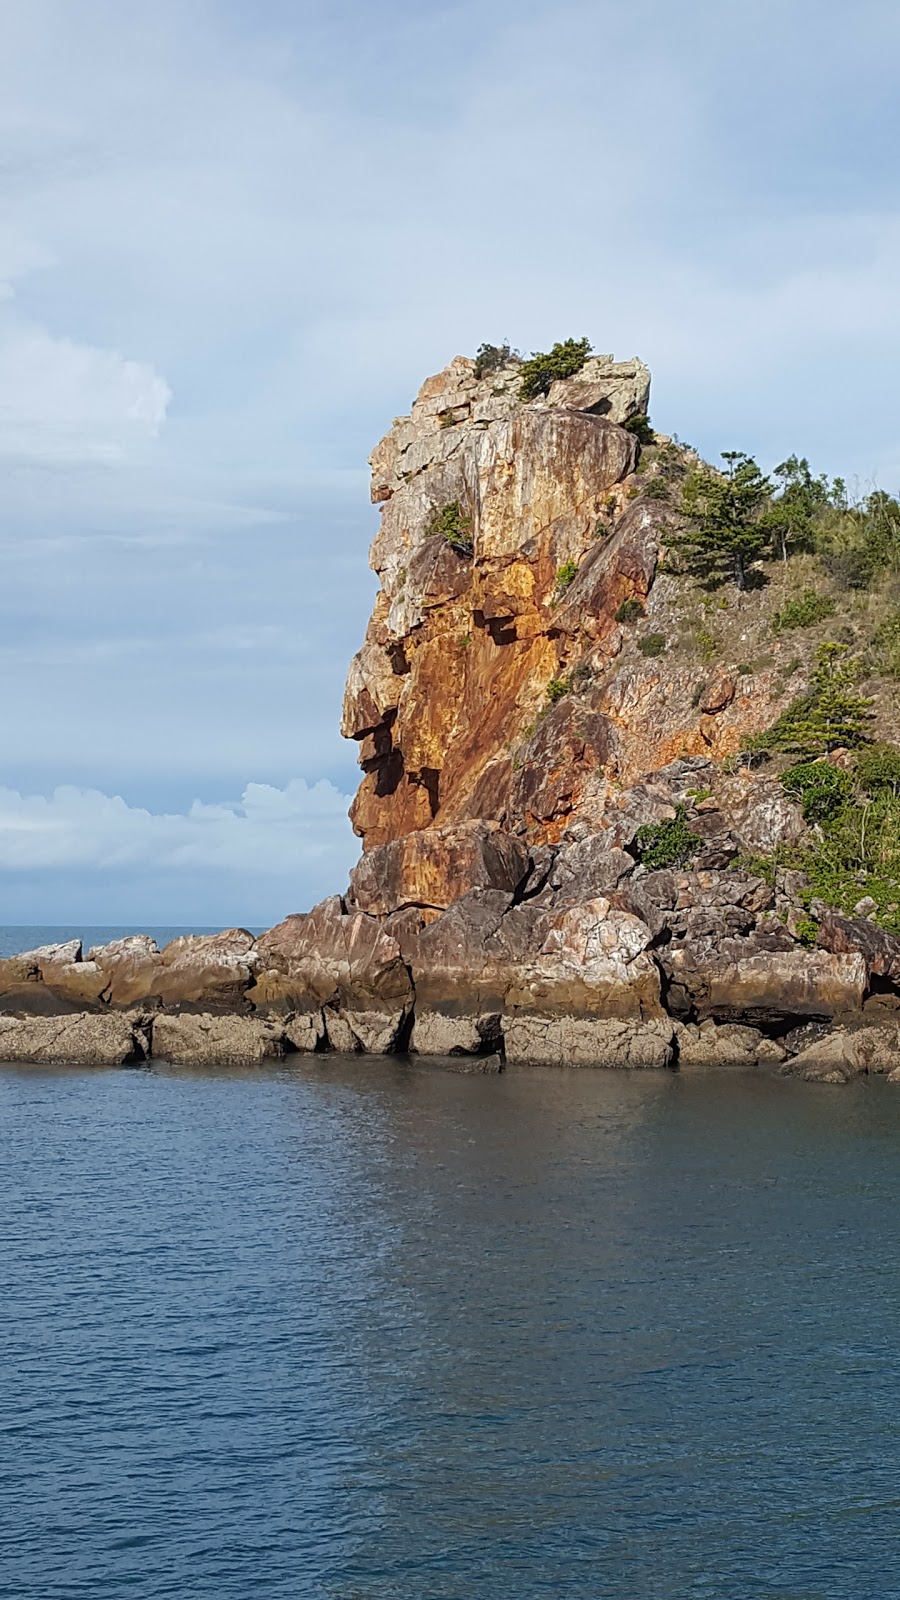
773,589,835,631
634,805,701,870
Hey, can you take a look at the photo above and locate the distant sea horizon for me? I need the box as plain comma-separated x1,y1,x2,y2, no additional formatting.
0,924,266,960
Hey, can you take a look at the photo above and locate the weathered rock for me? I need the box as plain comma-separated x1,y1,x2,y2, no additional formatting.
503,896,662,1019
542,355,651,422
152,1013,284,1066
785,1026,900,1083
817,913,900,986
254,896,413,1053
664,946,867,1024
675,1020,785,1069
503,1015,675,1069
409,1011,501,1056
283,1011,326,1052
545,832,634,907
85,935,162,1007
0,1011,145,1065
348,822,530,916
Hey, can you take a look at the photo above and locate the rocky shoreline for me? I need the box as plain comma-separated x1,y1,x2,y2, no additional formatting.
2,758,898,1084
7,346,899,1083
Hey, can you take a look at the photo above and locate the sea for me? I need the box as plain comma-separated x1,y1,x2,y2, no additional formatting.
2,929,900,1597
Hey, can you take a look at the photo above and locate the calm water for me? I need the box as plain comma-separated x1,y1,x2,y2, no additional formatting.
2,1057,900,1599
0,926,260,959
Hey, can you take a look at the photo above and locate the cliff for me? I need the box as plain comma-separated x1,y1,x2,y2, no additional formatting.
2,347,900,1081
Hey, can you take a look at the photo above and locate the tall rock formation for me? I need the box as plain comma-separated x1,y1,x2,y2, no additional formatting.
341,351,796,910
2,347,899,1074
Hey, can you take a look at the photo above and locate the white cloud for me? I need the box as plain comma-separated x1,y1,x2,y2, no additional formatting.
0,305,171,464
0,777,356,877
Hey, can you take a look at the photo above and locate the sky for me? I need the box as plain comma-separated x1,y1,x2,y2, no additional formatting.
0,0,898,925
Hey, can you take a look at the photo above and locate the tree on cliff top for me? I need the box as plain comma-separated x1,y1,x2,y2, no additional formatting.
518,338,592,400
673,450,771,590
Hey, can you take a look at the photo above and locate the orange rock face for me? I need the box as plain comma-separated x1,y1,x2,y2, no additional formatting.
343,354,797,856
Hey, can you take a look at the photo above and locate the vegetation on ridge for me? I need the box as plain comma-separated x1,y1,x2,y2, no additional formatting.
518,338,592,401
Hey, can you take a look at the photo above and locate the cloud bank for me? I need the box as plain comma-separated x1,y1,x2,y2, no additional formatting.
0,779,358,925
0,0,897,919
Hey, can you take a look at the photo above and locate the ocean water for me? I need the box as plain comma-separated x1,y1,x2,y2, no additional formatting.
0,926,258,959
2,1055,900,1599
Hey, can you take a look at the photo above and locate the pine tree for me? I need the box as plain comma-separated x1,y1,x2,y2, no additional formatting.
749,642,873,756
673,451,771,589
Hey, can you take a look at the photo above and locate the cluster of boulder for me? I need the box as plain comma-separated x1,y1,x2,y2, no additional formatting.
5,350,899,1078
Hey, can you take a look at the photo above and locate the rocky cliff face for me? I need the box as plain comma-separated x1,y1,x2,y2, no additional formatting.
343,354,796,863
2,351,899,1078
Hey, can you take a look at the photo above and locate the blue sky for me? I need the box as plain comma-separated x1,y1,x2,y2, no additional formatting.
0,0,898,924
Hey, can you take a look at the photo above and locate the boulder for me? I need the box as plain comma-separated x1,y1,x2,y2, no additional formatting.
784,1026,900,1082
152,1013,284,1067
675,1020,785,1069
0,1011,145,1066
503,1015,675,1069
409,1010,502,1056
816,913,900,986
542,355,651,422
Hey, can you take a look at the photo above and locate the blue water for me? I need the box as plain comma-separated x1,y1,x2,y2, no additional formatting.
2,1056,900,1599
0,926,260,959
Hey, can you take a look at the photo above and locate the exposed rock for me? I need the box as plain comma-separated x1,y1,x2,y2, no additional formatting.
675,1020,786,1069
409,1011,501,1056
254,896,413,1053
785,1026,900,1083
545,832,634,907
153,1013,284,1067
664,947,867,1024
347,821,530,915
699,670,736,715
542,355,651,421
0,1011,145,1066
503,1015,675,1069
816,913,900,984
283,1011,326,1053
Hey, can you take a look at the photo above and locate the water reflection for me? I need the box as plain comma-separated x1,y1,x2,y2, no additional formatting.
1,1060,899,1598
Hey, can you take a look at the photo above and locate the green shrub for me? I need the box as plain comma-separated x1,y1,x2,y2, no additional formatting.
746,643,873,757
622,412,655,445
615,596,645,624
643,479,670,500
634,805,701,870
773,589,835,631
695,627,718,663
518,338,592,401
793,914,819,947
427,500,473,555
546,675,572,704
856,743,900,794
782,760,853,822
638,632,667,657
474,342,514,380
555,560,578,591
775,740,900,933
